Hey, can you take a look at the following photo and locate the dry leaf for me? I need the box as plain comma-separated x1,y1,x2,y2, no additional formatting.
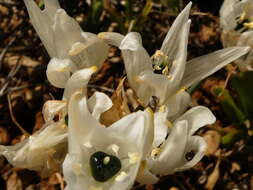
205,153,221,190
203,130,221,155
100,78,130,126
7,171,23,190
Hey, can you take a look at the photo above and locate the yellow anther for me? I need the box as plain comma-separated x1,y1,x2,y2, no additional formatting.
115,171,128,182
159,105,166,112
128,152,140,164
97,32,105,39
151,148,161,158
244,21,253,29
90,65,98,73
167,120,173,128
162,66,169,75
72,163,82,175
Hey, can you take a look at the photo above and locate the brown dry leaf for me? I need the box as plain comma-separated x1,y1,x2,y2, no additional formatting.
205,152,221,190
33,112,44,132
203,130,221,155
7,171,23,190
230,162,241,173
170,187,180,190
100,78,130,126
0,127,10,145
5,54,40,68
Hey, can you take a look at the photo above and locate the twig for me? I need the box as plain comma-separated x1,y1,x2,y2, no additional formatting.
7,93,30,137
0,56,22,97
0,37,16,70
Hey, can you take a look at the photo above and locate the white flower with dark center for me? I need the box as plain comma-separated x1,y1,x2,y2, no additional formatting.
63,90,154,190
0,67,112,176
220,0,253,71
99,2,250,115
24,0,109,88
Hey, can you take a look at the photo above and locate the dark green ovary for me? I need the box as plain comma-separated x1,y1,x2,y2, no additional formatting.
89,151,121,182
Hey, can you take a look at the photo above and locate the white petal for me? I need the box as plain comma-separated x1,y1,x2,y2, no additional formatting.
175,136,207,171
87,92,113,120
167,20,191,89
42,100,67,123
69,33,109,69
181,46,250,88
0,123,67,176
153,106,169,148
176,106,216,136
98,32,124,47
53,9,84,59
160,2,191,55
108,108,154,156
63,66,97,100
68,90,103,154
119,32,153,105
151,120,188,175
24,0,57,57
165,90,191,120
46,58,73,88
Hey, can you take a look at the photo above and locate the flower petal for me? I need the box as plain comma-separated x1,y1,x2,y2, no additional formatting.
67,90,103,154
53,9,84,59
0,122,67,176
63,66,97,100
176,106,216,136
98,32,125,47
175,136,207,171
181,46,250,88
160,2,191,55
165,90,191,120
151,120,188,175
153,106,169,148
87,92,113,120
46,58,74,88
119,32,153,105
42,100,67,123
69,32,109,69
108,108,154,156
24,0,58,57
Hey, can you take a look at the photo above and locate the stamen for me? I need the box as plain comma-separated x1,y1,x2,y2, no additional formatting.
84,141,92,148
128,152,140,164
115,171,128,182
72,163,82,175
151,148,161,158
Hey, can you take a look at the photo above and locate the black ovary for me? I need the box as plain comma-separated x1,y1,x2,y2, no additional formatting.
90,151,121,182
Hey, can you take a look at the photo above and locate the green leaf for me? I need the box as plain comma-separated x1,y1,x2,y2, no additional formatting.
231,71,253,121
212,87,247,125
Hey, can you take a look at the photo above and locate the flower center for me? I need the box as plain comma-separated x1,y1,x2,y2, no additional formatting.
90,151,121,182
185,150,195,161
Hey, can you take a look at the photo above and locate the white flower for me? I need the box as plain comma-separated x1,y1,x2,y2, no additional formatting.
137,106,216,184
24,0,109,88
0,67,112,176
63,90,154,190
0,100,68,177
100,2,250,110
220,0,253,71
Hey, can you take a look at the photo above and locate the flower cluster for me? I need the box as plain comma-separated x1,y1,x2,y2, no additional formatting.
220,0,253,71
0,1,250,190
